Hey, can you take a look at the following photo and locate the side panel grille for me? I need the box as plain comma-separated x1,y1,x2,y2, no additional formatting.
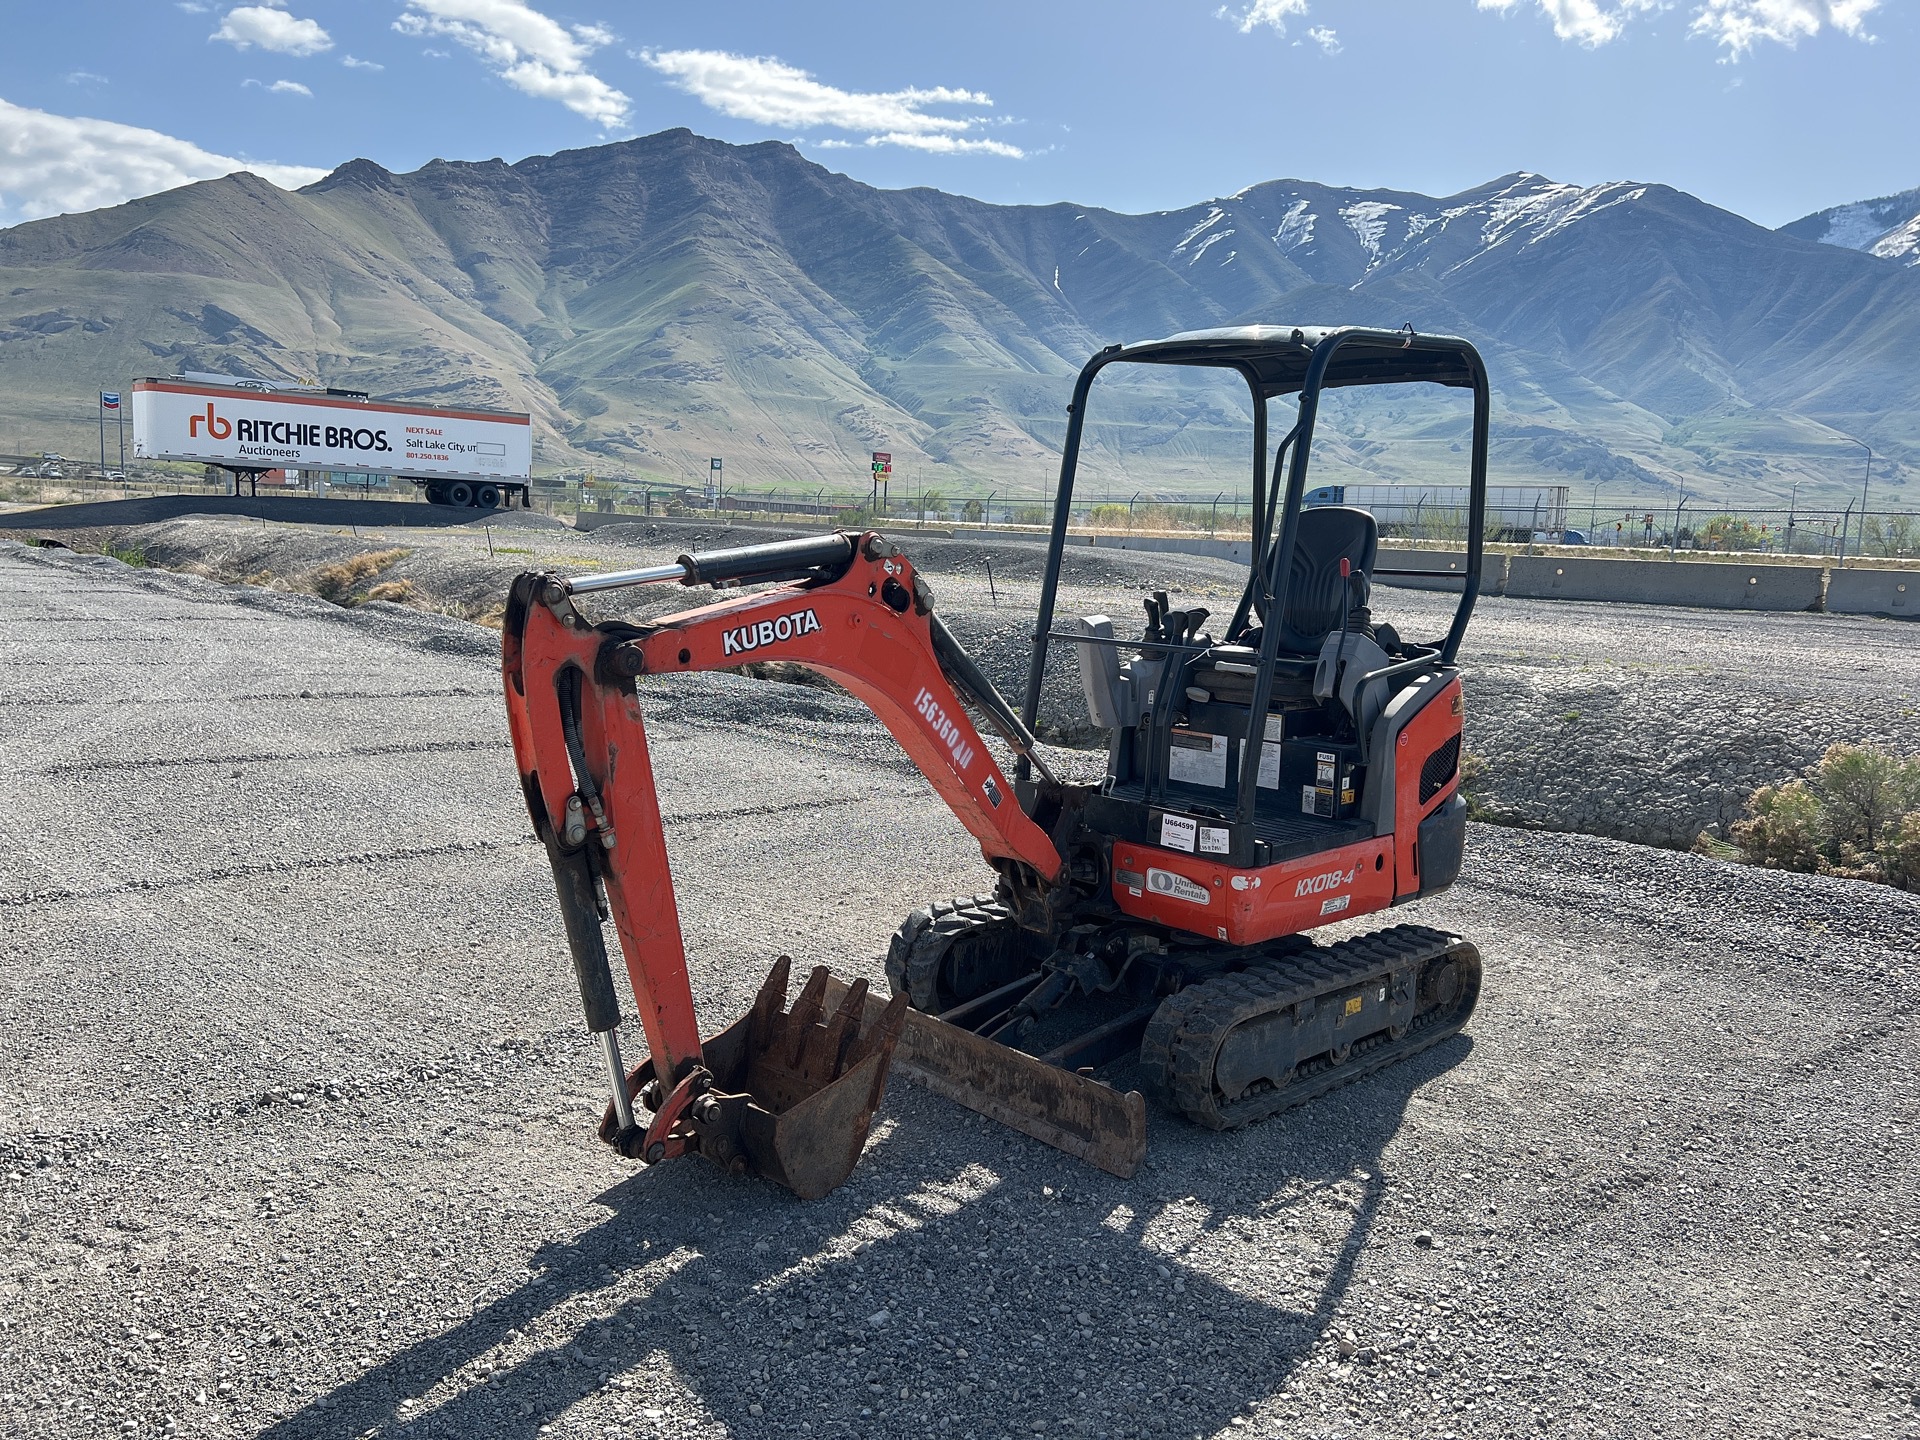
1419,734,1461,805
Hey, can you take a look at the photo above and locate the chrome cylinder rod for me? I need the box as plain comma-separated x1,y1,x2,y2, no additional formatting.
567,561,690,595
601,1030,639,1135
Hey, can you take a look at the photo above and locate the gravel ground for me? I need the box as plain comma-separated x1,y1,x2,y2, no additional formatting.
59,513,1920,849
1,538,1917,1440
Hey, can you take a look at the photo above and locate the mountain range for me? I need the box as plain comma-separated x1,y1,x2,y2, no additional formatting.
0,128,1914,506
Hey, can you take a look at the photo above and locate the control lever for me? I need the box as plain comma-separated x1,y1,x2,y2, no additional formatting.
1142,593,1167,648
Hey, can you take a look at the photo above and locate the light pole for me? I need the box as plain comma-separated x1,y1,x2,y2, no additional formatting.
1848,438,1872,565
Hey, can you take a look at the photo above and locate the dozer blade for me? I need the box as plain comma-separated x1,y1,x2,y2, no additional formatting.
822,974,1147,1179
605,958,911,1201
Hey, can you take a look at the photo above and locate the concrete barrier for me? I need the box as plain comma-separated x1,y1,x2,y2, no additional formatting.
1505,555,1823,611
1827,567,1917,619
0,494,523,531
1373,549,1509,594
1076,532,1253,565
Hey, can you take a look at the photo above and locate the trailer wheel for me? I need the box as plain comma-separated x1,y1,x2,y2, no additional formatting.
448,481,474,507
425,484,448,506
477,484,501,509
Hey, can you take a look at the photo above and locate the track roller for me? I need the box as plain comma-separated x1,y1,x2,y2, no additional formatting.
1139,924,1481,1130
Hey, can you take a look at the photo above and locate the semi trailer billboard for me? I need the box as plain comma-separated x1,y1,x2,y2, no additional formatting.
131,378,534,508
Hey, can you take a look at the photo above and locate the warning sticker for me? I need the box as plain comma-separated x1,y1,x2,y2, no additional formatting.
1146,868,1212,905
1258,741,1282,790
1168,729,1228,788
1255,715,1288,788
1159,813,1198,852
1319,894,1351,916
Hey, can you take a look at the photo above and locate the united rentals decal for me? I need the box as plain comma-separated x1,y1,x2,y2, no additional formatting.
720,608,823,657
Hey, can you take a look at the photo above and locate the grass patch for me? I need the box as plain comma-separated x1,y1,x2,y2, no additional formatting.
310,548,410,603
362,578,424,608
1726,742,1920,892
104,542,148,568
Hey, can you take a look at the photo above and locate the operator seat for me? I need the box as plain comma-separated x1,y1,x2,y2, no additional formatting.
1191,505,1379,711
1276,505,1377,649
1254,504,1378,653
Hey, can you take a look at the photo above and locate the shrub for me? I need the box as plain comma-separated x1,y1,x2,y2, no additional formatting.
1730,743,1920,891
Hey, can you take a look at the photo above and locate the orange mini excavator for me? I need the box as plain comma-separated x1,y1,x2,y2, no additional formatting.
504,326,1487,1198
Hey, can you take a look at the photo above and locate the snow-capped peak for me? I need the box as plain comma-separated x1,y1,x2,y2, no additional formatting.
1780,185,1920,266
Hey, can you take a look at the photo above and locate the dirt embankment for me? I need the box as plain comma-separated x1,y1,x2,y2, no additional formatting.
26,514,1920,851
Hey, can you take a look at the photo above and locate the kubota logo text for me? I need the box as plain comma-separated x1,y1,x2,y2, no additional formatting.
721,607,822,657
914,687,975,773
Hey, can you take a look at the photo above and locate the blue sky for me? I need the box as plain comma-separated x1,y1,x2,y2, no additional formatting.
1,1,1911,229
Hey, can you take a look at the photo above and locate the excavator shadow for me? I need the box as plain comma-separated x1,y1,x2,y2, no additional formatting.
258,1034,1471,1440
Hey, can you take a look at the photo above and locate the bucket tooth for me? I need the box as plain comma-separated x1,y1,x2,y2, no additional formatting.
785,966,831,1066
748,954,793,1036
821,977,869,1074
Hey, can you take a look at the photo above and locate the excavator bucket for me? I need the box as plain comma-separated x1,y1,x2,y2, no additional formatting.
601,958,911,1201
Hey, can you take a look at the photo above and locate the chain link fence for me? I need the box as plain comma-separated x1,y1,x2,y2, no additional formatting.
7,458,1916,560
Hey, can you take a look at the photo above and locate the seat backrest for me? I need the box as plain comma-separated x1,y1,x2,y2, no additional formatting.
1272,505,1378,653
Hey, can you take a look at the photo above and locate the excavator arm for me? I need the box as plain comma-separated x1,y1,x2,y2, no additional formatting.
502,530,1094,1197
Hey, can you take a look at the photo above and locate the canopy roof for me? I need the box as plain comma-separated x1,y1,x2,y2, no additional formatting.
1103,325,1483,397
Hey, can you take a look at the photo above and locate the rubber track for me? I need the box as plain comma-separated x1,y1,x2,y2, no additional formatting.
1138,924,1481,1131
885,894,1015,1012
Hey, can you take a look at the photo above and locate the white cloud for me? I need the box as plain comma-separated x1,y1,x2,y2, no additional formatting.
1689,0,1878,55
1222,0,1311,34
1478,0,1877,51
1217,0,1311,33
0,98,327,225
65,70,110,86
1228,0,1878,55
1473,0,1661,47
268,79,313,96
638,49,1024,158
394,0,629,126
342,54,384,71
212,4,333,57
